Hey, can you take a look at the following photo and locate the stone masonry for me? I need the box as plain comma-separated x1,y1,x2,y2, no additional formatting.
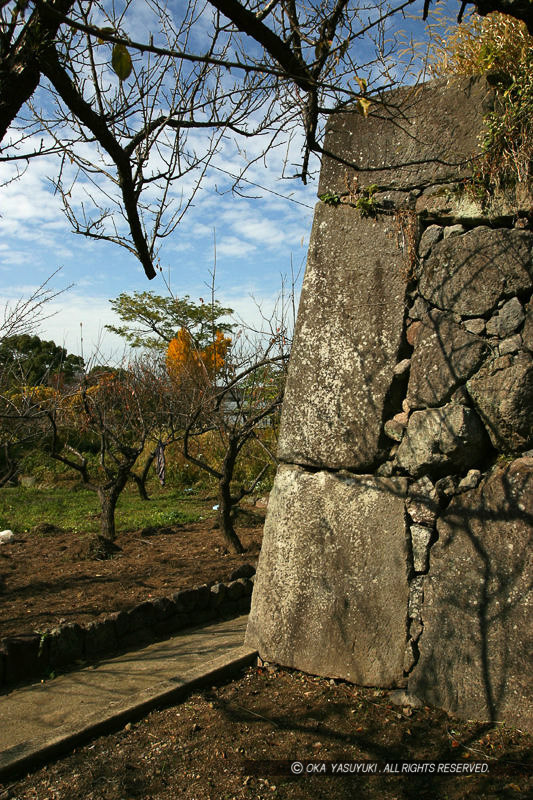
246,75,533,732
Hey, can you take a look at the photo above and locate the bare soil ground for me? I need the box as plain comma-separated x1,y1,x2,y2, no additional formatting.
1,665,532,800
0,516,263,640
1,512,532,800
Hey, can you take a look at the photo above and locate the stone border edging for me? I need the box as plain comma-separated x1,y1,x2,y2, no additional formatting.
0,570,255,689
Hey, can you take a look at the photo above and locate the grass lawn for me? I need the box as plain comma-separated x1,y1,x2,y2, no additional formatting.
0,481,208,536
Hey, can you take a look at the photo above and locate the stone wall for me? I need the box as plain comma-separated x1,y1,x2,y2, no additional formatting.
246,76,533,732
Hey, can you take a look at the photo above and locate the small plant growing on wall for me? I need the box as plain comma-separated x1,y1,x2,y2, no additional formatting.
319,178,379,217
318,192,341,206
354,184,378,217
422,10,533,208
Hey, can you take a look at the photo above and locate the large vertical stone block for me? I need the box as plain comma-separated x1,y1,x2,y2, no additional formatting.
277,203,407,470
319,76,494,194
409,458,533,732
246,466,409,686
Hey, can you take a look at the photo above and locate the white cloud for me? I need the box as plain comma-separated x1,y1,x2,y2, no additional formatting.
215,235,257,259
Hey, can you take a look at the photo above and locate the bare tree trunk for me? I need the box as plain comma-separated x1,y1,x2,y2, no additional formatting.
0,0,76,142
0,444,17,487
88,487,123,559
131,471,150,501
98,488,119,540
90,464,132,558
218,441,244,554
130,445,160,500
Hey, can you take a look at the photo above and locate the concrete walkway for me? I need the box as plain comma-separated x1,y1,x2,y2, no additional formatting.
0,615,256,779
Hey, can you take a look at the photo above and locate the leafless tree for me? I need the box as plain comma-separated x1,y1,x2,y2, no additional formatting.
0,271,71,486
0,269,68,342
171,271,294,553
3,1,526,282
45,354,178,555
180,335,287,553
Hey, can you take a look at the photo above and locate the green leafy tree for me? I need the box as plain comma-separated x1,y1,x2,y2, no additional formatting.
0,334,84,387
107,292,234,352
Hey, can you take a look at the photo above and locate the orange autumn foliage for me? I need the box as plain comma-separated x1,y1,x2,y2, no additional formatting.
166,328,231,385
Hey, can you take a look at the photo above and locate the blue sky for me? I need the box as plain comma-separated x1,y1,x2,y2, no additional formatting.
0,131,316,362
0,1,461,362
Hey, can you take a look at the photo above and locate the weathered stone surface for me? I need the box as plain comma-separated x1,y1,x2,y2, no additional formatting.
467,352,533,451
151,596,177,620
153,612,182,637
406,320,422,346
174,587,199,611
246,466,409,686
408,576,425,622
111,610,130,639
393,358,411,376
394,411,409,427
376,460,394,476
410,525,433,572
414,184,528,222
418,225,443,258
434,474,459,499
373,189,419,211
230,563,256,580
443,224,465,238
195,584,211,610
523,300,533,351
127,601,156,631
449,384,470,405
0,644,5,686
4,635,45,684
319,76,494,194
419,227,533,317
389,689,423,708
48,623,84,668
396,403,490,477
209,583,227,608
457,469,481,492
415,184,460,218
226,579,246,601
407,310,489,409
384,418,405,442
409,458,533,732
84,618,118,658
277,203,406,470
464,318,486,335
409,619,424,643
499,334,522,356
486,297,525,337
406,476,439,526
409,296,429,321
403,641,417,673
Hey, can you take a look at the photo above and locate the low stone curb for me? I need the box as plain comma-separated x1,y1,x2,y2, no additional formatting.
0,570,255,690
0,645,258,780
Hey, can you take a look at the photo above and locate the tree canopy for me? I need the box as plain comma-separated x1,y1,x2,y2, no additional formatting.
107,291,234,351
166,328,232,385
0,333,84,386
